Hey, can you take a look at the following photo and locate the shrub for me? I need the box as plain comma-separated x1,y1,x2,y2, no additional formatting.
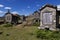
35,29,49,38
3,23,13,27
33,22,40,26
35,29,60,40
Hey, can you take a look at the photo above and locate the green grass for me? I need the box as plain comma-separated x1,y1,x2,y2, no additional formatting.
0,25,40,40
0,24,60,40
33,22,40,26
35,29,60,40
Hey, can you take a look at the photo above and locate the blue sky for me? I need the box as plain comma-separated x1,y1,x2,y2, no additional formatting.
0,0,60,17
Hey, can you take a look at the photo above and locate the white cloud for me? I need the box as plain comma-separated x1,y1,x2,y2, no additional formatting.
0,10,3,13
0,10,6,14
4,7,11,9
0,4,4,7
0,10,5,14
57,5,60,10
57,5,60,8
12,11,19,14
0,10,5,17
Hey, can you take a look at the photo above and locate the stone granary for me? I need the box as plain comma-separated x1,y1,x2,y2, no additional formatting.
39,4,60,30
4,10,20,24
0,10,26,24
32,11,40,24
25,11,40,26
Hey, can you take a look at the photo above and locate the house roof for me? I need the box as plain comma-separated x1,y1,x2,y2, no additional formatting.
12,14,20,17
5,9,12,15
5,9,20,17
39,4,57,11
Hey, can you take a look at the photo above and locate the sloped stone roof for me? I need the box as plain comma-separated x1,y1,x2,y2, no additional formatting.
39,4,57,11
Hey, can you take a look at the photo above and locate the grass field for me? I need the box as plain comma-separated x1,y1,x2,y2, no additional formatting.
0,25,40,40
0,24,60,40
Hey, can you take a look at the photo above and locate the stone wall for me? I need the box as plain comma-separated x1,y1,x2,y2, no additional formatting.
40,7,56,30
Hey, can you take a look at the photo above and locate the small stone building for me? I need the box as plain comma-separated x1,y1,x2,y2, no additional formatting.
27,11,40,24
32,11,40,23
39,4,60,30
18,15,26,23
4,10,20,24
0,10,26,24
